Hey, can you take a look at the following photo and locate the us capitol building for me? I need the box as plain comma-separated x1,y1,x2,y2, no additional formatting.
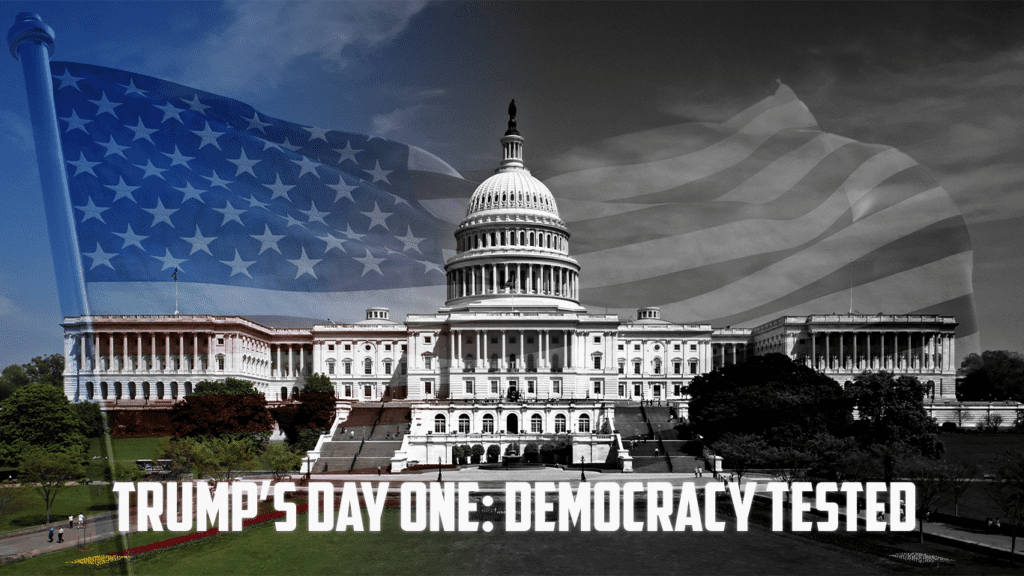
60,104,961,469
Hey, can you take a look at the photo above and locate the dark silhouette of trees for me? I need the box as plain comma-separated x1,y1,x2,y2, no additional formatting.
959,351,1024,401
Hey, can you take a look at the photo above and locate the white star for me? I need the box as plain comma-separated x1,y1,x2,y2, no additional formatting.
173,182,206,204
120,78,148,97
182,94,211,114
282,214,307,229
154,101,187,124
228,148,260,178
143,198,178,228
107,177,140,203
361,202,392,230
263,174,294,201
126,118,158,143
83,243,116,270
339,224,364,241
419,259,444,275
354,249,385,276
202,171,232,190
192,122,224,149
88,92,121,117
152,248,186,271
317,232,346,253
250,225,284,255
74,197,108,223
134,159,167,180
287,247,321,279
67,152,100,177
305,126,330,142
292,155,319,179
162,146,194,168
53,69,84,91
365,161,391,184
279,137,303,152
262,139,284,153
214,200,246,227
388,191,410,207
328,179,358,203
301,202,329,225
183,226,216,256
246,112,272,133
396,226,425,253
242,194,269,211
97,135,130,158
113,224,148,250
334,140,363,164
221,250,256,278
60,110,91,134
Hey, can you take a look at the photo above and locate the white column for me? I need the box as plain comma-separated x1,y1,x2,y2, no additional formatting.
501,330,506,371
288,346,293,377
109,334,115,372
519,329,525,368
313,341,321,375
300,344,306,376
92,333,99,372
192,334,198,372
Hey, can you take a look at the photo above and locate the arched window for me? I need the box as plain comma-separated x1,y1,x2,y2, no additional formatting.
434,414,446,434
531,414,543,433
653,358,662,375
458,414,471,434
101,382,109,399
156,382,165,399
578,413,591,433
364,358,373,375
86,382,94,400
483,414,495,433
171,382,179,398
129,382,137,399
281,386,288,400
555,413,567,433
115,382,123,399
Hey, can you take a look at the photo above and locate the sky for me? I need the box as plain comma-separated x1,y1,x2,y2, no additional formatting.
0,1,1021,370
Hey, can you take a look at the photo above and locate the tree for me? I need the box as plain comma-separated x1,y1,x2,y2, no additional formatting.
0,485,28,525
987,451,1024,561
171,379,273,441
0,384,89,466
953,404,972,428
260,442,302,480
72,401,105,438
846,371,943,480
904,458,951,543
302,373,334,395
947,459,979,516
192,437,256,482
764,446,813,513
959,351,1024,402
0,365,31,401
471,444,485,464
156,437,204,481
104,461,145,483
688,354,851,448
19,447,85,523
713,433,767,482
23,355,64,388
486,444,500,463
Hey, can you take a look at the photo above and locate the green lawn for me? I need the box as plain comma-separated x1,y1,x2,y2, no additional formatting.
87,436,170,462
938,432,1024,475
3,508,1017,575
0,484,116,534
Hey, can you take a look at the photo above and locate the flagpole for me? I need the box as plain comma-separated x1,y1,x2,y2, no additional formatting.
8,13,89,318
173,269,179,315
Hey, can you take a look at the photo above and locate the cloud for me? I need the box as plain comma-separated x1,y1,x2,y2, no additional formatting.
0,292,17,316
371,104,423,137
0,111,34,152
172,1,430,96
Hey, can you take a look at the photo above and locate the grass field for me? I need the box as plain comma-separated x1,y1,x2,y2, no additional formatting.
3,507,1019,575
938,432,1024,475
87,436,170,462
0,484,116,534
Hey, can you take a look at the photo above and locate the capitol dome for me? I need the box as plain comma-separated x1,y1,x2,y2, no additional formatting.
442,101,583,312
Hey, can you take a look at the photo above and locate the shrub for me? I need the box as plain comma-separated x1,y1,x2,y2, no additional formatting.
471,444,485,464
486,445,500,463
940,422,958,432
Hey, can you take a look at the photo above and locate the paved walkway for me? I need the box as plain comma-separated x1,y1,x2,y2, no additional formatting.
1,471,1021,564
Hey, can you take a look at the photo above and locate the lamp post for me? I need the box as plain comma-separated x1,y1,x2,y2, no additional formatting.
437,457,443,483
580,457,586,482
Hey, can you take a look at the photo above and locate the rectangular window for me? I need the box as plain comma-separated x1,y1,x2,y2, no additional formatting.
634,344,641,351
689,344,697,351
364,385,372,398
217,337,224,345
328,363,335,375
618,383,625,397
633,361,641,375
217,357,224,370
674,344,681,351
344,362,352,375
401,345,407,352
385,344,391,351
345,384,352,397
424,356,432,370
424,381,432,395
424,336,432,344
531,417,542,433
674,384,682,396
673,361,681,375
465,379,474,394
618,344,625,351
618,362,624,375
593,356,602,369
634,383,641,396
345,344,351,351
552,379,561,394
689,361,697,375
594,336,602,344
491,380,499,394
483,417,494,433
593,380,602,395
328,344,335,351
384,362,392,375
527,380,534,393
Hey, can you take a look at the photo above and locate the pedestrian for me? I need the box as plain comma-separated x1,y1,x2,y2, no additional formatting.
377,466,382,476
79,513,84,529
48,526,54,543
654,448,660,457
58,528,64,543
69,515,74,529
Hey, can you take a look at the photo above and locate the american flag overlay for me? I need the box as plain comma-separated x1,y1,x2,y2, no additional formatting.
541,85,978,351
51,62,461,321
